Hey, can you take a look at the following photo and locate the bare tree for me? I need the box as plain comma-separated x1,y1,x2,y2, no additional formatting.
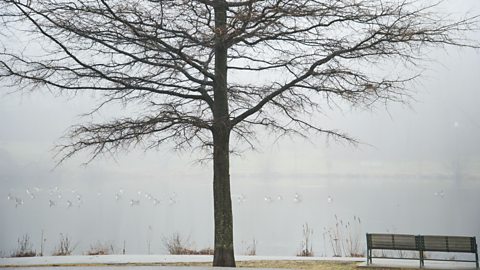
0,0,477,266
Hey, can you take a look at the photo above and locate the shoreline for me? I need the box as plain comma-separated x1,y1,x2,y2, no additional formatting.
0,255,364,268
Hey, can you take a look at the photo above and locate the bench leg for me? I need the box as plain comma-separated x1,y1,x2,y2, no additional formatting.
419,250,424,268
476,250,478,269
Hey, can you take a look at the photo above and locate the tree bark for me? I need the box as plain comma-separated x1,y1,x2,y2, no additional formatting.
212,126,235,267
212,0,235,267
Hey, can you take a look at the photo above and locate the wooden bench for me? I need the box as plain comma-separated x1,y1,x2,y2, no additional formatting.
366,233,479,268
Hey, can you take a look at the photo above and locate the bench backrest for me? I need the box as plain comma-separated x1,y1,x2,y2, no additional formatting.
422,235,477,253
367,233,419,250
367,233,478,253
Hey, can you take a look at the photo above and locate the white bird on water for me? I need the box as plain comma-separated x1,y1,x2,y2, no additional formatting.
327,195,333,203
26,188,35,199
293,193,302,203
129,199,140,207
15,197,24,207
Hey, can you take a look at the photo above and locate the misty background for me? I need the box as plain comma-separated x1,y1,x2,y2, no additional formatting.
1,0,480,258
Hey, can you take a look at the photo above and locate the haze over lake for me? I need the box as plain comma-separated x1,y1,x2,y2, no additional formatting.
2,171,479,256
1,0,480,259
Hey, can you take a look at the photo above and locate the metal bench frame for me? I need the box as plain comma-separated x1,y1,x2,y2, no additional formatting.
366,233,479,268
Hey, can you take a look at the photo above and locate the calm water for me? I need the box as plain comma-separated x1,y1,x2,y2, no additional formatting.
1,175,479,257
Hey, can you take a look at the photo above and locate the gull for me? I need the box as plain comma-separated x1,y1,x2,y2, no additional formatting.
236,194,246,204
15,197,24,207
26,188,35,199
130,199,140,207
293,193,302,203
434,190,445,198
327,196,333,203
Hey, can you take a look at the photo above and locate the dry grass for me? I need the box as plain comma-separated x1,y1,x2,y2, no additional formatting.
237,260,358,270
0,259,418,270
11,234,36,258
166,260,413,270
163,233,214,255
52,234,75,256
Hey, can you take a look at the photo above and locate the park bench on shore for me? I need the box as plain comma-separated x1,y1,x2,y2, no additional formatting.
366,233,479,268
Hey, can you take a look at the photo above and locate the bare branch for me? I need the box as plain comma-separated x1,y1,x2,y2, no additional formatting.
1,0,478,161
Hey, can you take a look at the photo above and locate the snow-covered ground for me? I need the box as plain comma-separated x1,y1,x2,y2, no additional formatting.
0,255,363,267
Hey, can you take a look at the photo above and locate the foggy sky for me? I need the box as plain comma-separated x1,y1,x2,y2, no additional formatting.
1,0,479,257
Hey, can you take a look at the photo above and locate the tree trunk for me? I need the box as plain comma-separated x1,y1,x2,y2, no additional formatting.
212,0,235,267
212,127,235,267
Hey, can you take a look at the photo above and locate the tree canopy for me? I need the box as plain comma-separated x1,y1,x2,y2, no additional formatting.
0,0,478,266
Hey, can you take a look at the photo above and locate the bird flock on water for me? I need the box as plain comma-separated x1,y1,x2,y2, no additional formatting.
5,187,335,209
6,186,447,209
